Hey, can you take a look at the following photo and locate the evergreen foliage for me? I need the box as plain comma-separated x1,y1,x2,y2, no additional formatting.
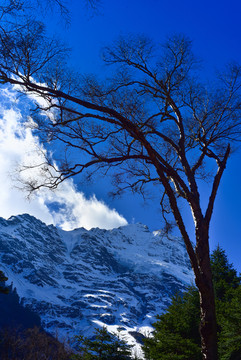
0,284,41,330
219,286,241,360
72,326,133,360
143,247,241,360
210,245,241,301
143,289,202,360
0,270,8,294
0,326,72,360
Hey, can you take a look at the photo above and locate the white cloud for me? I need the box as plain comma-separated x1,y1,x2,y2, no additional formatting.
0,88,127,230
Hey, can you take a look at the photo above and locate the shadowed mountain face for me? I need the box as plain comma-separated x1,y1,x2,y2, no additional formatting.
0,214,193,349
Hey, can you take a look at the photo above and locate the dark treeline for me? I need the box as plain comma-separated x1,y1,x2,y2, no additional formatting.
0,246,240,359
0,327,72,360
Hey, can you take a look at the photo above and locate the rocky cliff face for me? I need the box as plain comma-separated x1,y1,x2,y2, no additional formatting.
0,214,193,354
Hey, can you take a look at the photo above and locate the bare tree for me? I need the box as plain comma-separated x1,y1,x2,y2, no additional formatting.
0,0,68,18
0,0,100,25
1,21,241,359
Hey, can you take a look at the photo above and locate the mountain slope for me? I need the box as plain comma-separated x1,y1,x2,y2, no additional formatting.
0,214,193,353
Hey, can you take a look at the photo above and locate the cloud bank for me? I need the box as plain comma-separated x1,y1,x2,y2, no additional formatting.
0,88,127,230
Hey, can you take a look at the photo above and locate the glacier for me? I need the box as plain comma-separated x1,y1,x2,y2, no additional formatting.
0,214,194,356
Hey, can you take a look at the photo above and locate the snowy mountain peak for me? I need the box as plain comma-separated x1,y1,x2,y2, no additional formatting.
0,214,193,356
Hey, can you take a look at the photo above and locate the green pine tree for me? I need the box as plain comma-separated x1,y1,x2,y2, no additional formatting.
72,326,133,360
143,247,241,360
0,270,9,294
211,245,241,301
143,289,201,360
218,285,241,360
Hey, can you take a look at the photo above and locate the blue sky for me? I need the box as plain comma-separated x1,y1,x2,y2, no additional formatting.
56,0,241,271
0,0,241,272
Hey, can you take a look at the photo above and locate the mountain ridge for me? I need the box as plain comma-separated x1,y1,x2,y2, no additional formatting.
0,213,193,355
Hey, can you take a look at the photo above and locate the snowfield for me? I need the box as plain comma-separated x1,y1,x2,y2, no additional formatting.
0,214,194,358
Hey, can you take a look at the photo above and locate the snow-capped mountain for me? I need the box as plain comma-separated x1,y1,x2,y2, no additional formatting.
0,214,193,354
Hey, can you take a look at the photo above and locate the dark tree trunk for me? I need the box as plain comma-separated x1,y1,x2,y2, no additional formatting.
198,269,218,359
195,225,218,360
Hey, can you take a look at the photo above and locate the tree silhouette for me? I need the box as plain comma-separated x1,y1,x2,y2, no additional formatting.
0,270,8,295
1,16,241,359
73,327,132,359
